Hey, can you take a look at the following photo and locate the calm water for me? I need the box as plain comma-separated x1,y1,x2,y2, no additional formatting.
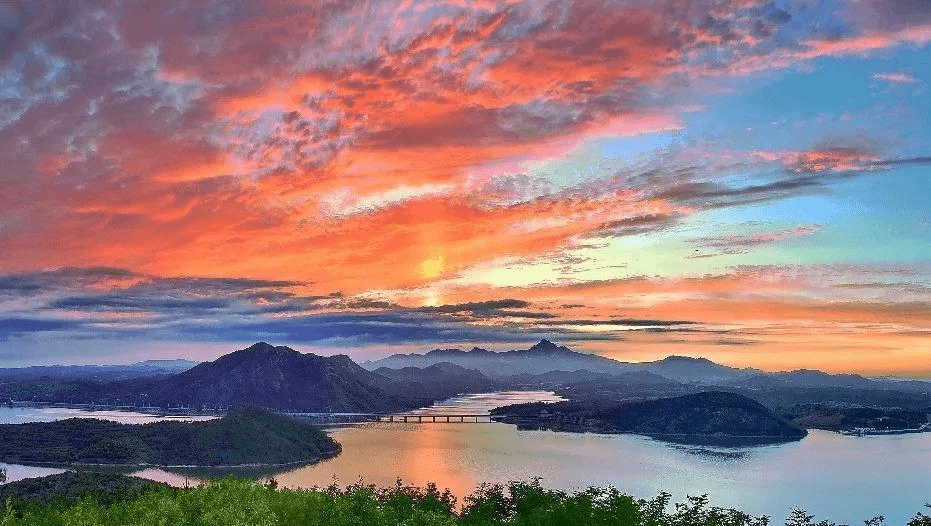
0,406,216,425
273,392,931,525
2,393,930,524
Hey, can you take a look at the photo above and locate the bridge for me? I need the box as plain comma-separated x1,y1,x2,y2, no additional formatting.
282,412,497,424
377,414,494,423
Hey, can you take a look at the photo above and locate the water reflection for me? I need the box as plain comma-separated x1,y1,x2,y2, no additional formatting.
670,445,751,461
0,462,67,483
271,393,931,526
127,468,206,488
0,406,216,425
402,391,564,415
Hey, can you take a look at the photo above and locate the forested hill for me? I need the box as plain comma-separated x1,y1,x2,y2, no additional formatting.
0,472,169,509
146,342,413,412
0,406,339,466
492,391,808,445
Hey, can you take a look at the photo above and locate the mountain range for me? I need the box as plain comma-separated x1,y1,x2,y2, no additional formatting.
365,339,931,393
0,359,198,382
2,340,929,414
365,339,762,384
365,339,630,377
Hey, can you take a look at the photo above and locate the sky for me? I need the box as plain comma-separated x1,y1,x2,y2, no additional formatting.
0,0,929,375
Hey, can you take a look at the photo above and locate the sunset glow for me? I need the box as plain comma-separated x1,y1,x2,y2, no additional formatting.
0,0,929,375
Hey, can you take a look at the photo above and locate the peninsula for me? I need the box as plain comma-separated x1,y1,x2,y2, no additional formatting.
0,406,338,467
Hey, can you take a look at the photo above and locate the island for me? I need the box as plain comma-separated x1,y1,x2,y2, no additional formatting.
0,406,339,466
490,391,808,446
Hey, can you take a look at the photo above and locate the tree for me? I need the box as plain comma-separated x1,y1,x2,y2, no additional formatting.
908,504,931,526
0,468,5,484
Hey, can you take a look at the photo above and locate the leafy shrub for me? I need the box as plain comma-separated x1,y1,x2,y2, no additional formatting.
0,476,926,526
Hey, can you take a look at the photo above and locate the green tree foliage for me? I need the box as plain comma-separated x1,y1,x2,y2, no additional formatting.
0,407,338,466
908,504,931,526
0,476,926,526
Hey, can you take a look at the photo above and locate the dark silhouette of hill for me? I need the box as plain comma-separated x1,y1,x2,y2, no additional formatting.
491,391,807,445
598,391,807,441
0,406,338,466
147,342,410,412
373,362,497,399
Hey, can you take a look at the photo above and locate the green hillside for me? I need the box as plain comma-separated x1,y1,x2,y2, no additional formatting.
0,406,338,466
0,476,928,526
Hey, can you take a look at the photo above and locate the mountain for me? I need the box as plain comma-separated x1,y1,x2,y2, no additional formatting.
491,391,808,445
772,369,873,389
0,359,198,382
373,362,497,399
366,340,764,384
365,339,632,377
641,356,759,384
147,342,412,412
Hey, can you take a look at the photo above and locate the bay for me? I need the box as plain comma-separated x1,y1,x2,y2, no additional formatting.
272,391,931,525
1,393,929,525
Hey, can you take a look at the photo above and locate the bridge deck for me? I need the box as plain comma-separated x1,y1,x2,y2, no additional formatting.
377,414,495,423
284,412,498,424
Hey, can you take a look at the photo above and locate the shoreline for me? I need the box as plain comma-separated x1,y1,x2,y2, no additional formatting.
0,446,341,472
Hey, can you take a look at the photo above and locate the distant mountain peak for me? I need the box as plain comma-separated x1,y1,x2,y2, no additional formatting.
658,355,714,364
528,339,571,353
211,342,305,368
239,342,299,355
245,341,278,351
159,342,408,412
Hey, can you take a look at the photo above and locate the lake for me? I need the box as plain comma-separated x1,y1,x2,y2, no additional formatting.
0,406,216,425
2,392,929,524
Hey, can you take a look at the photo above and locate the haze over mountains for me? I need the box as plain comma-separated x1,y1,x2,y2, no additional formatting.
365,339,931,391
366,339,798,386
0,359,198,382
2,340,929,416
365,339,630,377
